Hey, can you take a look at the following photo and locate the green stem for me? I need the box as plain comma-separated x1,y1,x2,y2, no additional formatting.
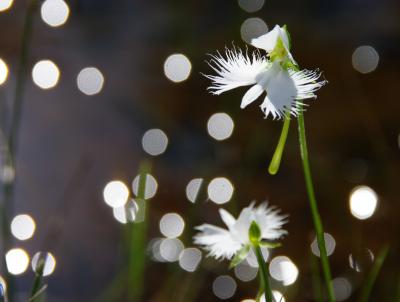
254,245,273,302
268,115,290,175
127,160,151,301
310,254,323,302
297,111,335,302
29,258,45,302
358,245,389,302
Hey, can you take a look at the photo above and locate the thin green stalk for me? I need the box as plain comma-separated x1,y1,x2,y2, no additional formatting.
29,258,45,302
297,111,335,302
358,245,389,302
254,245,273,302
127,161,151,301
310,254,323,302
268,115,290,175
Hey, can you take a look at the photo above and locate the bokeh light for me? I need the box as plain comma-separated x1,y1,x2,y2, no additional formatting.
269,255,299,286
77,67,104,95
32,60,60,89
212,275,237,300
142,129,168,156
311,233,336,257
261,291,286,302
132,173,158,199
103,180,130,208
5,248,29,275
0,0,13,12
246,247,269,268
0,58,8,85
332,277,352,301
349,248,374,272
352,45,379,74
159,213,185,238
234,261,258,282
207,177,234,204
159,238,184,262
178,247,202,272
238,0,264,13
41,0,70,27
207,112,234,141
349,186,378,220
112,199,138,224
31,252,56,276
185,178,203,203
10,214,36,241
240,18,268,43
163,53,192,83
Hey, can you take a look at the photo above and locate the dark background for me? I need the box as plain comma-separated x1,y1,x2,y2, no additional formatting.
0,0,399,301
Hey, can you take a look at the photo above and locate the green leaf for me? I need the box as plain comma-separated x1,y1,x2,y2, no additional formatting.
229,245,250,269
249,221,262,245
259,240,282,249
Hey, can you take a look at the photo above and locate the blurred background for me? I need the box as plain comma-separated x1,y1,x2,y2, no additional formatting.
0,0,399,301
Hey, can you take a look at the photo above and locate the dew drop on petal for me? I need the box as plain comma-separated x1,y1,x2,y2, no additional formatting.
132,173,158,200
185,178,203,203
31,252,56,276
212,275,237,300
349,186,378,220
207,177,234,204
179,247,202,272
10,214,36,241
207,113,234,141
103,180,129,208
77,67,104,95
142,129,168,156
240,18,268,44
6,248,30,275
32,60,60,89
41,0,69,27
311,233,336,257
164,53,191,83
269,256,299,286
352,45,379,74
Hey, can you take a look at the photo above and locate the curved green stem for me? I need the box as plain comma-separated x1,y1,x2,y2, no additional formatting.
358,245,389,302
268,115,290,175
254,245,273,302
297,111,335,302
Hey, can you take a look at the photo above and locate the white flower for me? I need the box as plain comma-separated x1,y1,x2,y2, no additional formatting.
194,202,287,260
205,25,326,119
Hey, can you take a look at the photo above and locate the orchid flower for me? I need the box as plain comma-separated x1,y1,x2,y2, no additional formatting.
194,202,287,264
205,25,326,120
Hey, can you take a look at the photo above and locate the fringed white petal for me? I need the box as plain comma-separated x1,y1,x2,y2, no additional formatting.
290,69,327,100
253,203,288,240
194,224,242,260
205,47,268,95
